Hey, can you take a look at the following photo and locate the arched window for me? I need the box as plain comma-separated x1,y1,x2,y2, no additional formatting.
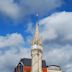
19,63,23,72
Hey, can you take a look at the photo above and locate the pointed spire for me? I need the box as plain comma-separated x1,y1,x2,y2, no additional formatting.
34,18,39,41
32,14,42,45
34,13,39,40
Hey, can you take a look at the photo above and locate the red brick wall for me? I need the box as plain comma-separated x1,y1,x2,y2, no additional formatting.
23,66,31,72
23,66,47,72
42,67,47,72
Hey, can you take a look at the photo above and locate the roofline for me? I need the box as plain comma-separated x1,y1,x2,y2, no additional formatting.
47,65,61,68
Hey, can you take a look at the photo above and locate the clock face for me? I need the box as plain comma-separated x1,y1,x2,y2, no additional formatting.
33,44,38,48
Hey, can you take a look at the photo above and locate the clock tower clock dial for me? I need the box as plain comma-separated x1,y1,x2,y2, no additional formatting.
33,44,38,48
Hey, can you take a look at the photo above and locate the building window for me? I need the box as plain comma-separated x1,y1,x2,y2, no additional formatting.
19,63,23,72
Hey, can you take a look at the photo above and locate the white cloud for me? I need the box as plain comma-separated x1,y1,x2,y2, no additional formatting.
0,33,31,72
0,47,30,72
40,12,72,42
0,0,63,19
40,28,58,41
64,34,72,41
0,0,21,19
43,44,72,72
0,33,24,48
44,45,72,64
21,0,62,16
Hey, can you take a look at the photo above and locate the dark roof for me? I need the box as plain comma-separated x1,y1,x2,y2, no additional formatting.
47,65,61,68
47,65,61,70
19,58,46,67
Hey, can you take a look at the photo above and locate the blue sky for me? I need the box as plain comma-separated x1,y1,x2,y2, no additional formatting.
0,0,72,36
0,0,72,72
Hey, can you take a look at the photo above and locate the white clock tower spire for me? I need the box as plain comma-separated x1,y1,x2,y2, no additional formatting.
31,14,43,72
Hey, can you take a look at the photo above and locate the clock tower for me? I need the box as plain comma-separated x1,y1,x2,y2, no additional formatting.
31,16,43,72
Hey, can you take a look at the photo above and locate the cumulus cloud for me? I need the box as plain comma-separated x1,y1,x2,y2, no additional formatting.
40,28,58,41
0,33,24,48
21,0,62,16
0,47,30,72
0,0,63,19
0,33,31,72
0,0,21,19
40,12,72,43
43,44,72,72
64,34,72,41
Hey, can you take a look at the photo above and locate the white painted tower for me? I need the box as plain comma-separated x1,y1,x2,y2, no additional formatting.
31,16,43,72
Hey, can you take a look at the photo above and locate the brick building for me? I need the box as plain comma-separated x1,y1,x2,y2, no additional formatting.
14,58,47,72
